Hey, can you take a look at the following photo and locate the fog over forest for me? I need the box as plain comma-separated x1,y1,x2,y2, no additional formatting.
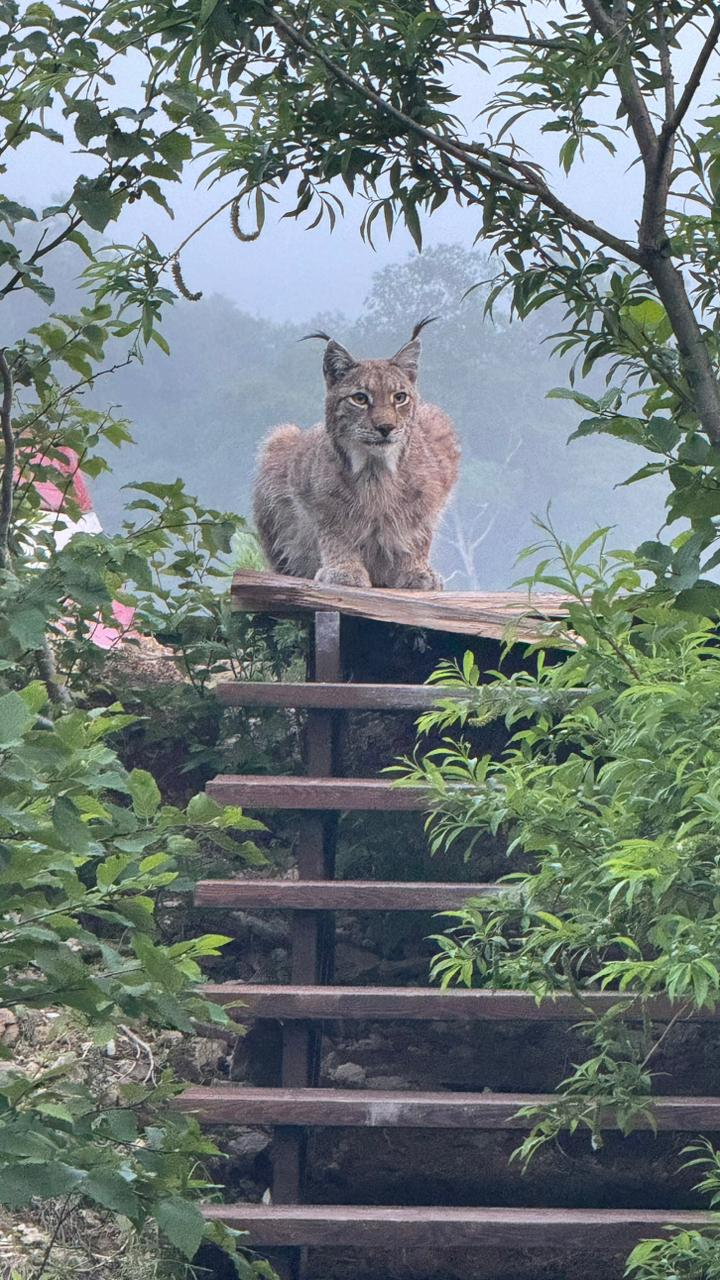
5,30,675,592
11,231,667,589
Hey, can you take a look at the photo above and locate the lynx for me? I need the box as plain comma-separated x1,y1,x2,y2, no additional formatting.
253,321,460,590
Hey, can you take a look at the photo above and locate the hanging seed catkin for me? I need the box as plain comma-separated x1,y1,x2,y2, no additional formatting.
171,257,202,302
231,196,261,242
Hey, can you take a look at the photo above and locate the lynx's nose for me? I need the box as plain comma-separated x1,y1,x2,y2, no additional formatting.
375,423,395,439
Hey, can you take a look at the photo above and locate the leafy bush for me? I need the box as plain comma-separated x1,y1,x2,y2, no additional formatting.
0,679,274,1274
399,521,720,1162
625,1143,720,1278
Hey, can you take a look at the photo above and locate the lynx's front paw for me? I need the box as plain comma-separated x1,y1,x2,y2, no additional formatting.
315,564,372,588
395,566,444,591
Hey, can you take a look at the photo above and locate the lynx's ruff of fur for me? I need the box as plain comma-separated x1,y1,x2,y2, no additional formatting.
253,326,460,590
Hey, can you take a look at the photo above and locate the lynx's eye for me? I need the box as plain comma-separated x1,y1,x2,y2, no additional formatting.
393,391,409,405
350,392,370,406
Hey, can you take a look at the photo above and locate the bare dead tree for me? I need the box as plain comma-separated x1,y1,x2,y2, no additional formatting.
440,438,524,588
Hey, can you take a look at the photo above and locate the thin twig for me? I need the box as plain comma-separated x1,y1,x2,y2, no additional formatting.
662,9,720,142
0,348,14,570
32,1192,77,1280
168,192,243,264
640,1000,692,1069
119,1023,157,1083
0,214,82,301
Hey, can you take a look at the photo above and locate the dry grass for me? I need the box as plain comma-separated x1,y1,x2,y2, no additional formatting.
0,1009,232,1280
0,1208,164,1280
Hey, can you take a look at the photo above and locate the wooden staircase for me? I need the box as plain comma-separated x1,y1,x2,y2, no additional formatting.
182,574,720,1280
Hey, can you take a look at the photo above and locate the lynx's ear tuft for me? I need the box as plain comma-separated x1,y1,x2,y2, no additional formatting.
391,316,436,382
322,339,357,387
410,315,438,342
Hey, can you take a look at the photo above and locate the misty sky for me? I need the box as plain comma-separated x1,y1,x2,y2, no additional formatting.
9,132,642,324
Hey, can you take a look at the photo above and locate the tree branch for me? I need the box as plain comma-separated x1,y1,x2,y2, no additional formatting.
35,637,73,709
0,350,72,705
646,2,677,241
0,349,14,571
268,8,644,265
674,0,718,39
655,4,675,125
578,0,720,439
661,9,720,143
0,213,82,302
649,252,720,442
473,32,584,52
582,0,658,168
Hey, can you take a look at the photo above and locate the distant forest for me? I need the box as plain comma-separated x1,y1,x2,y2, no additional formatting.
16,239,667,589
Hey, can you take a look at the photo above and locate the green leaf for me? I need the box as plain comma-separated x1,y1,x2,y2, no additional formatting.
128,769,161,819
82,1167,139,1219
402,198,422,251
623,299,668,335
53,796,91,851
186,793,222,823
0,1162,83,1207
73,101,106,147
675,580,720,616
8,607,48,652
72,177,123,232
0,691,33,747
0,198,37,230
154,1196,206,1258
157,132,192,168
133,934,185,993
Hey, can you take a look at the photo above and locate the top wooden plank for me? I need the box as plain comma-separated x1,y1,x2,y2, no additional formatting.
230,570,571,640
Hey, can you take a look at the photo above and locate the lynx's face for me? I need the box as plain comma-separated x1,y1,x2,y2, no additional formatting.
319,332,424,474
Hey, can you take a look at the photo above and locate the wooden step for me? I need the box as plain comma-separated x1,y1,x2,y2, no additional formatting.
195,879,498,911
202,983,720,1022
205,776,429,810
216,681,466,710
176,1086,720,1131
231,569,570,641
202,1203,715,1249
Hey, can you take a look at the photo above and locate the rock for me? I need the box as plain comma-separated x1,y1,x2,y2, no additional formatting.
168,1035,230,1082
0,1010,19,1047
331,1062,367,1088
226,1129,272,1159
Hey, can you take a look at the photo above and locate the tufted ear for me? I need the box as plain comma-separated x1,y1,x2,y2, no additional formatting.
390,337,421,383
323,339,357,387
391,316,435,382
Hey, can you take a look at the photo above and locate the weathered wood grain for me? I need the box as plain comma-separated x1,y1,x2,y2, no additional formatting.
215,681,469,710
176,1086,720,1131
202,1204,717,1249
230,569,571,641
205,776,430,811
194,879,499,911
201,983,720,1022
